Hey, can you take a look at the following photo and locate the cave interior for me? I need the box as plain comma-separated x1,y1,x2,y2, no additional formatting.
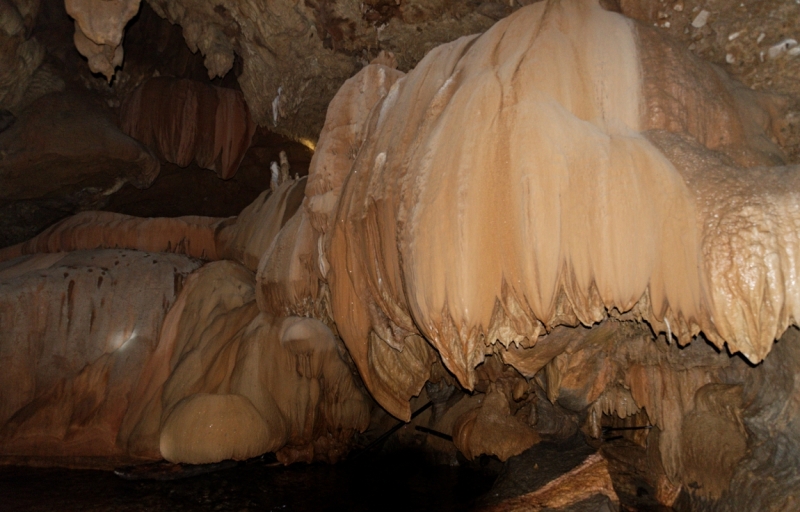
2,0,800,510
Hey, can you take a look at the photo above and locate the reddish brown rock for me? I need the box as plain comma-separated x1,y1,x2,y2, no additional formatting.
452,387,539,461
0,90,159,197
0,211,225,263
0,172,369,466
0,89,160,247
483,453,619,512
320,0,798,423
121,77,256,179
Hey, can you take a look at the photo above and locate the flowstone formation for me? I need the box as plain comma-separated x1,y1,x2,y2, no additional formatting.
0,179,370,466
2,0,800,508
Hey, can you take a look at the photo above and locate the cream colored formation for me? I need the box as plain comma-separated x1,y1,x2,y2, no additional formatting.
0,179,369,465
324,0,795,417
0,1,798,494
65,0,141,81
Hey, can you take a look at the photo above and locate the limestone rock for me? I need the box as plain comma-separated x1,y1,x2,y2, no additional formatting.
2,3,800,506
0,250,369,465
0,0,44,112
0,211,225,263
304,63,405,244
318,0,799,422
139,0,497,139
0,249,202,459
0,90,159,248
482,440,620,512
255,206,320,318
120,260,370,464
452,387,539,461
65,0,141,81
0,91,159,194
679,383,747,499
215,178,307,271
121,77,256,179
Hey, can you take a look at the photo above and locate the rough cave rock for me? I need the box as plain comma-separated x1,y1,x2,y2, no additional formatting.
321,0,793,414
1,0,800,509
0,89,160,247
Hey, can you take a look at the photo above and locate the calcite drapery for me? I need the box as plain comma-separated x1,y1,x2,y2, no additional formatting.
319,0,794,422
0,249,201,459
121,77,257,179
0,178,368,465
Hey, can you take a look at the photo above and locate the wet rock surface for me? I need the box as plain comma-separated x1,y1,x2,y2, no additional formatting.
3,1,800,510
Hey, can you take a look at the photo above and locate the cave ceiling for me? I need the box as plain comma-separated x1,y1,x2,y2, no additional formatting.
120,0,800,152
3,0,799,150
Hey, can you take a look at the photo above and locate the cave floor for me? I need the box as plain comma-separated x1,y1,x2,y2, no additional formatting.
0,436,677,511
0,451,496,512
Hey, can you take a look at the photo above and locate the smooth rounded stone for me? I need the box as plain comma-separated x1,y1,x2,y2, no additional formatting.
159,393,274,464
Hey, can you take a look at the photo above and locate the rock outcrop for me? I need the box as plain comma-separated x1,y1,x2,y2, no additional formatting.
0,90,159,247
0,249,202,459
0,176,369,466
121,260,369,465
0,0,65,115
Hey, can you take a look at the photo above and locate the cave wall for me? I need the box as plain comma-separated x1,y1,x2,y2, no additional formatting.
1,0,800,510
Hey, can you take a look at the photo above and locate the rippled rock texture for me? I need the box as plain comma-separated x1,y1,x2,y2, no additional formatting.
120,77,256,180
